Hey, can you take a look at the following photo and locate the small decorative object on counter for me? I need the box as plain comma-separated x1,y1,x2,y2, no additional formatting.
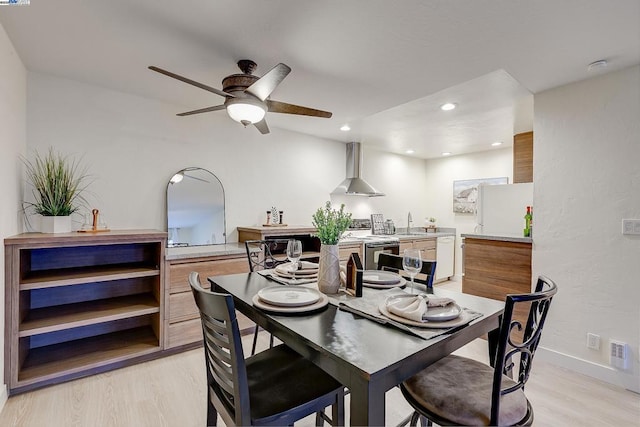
425,217,437,232
266,210,271,225
313,201,352,294
78,208,110,233
271,206,279,225
384,219,396,235
524,206,532,237
279,210,284,224
345,253,364,297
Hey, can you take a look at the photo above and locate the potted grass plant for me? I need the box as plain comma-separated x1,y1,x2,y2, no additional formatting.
312,201,352,294
22,148,91,233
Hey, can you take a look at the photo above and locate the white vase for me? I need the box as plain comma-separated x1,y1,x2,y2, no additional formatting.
40,215,72,233
318,244,341,294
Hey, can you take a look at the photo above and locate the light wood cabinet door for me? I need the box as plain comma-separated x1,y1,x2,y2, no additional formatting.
411,238,436,261
165,254,251,349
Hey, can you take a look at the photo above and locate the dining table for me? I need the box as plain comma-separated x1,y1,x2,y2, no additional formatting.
208,271,505,426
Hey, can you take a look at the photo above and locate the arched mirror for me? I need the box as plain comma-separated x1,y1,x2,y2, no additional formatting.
166,167,226,247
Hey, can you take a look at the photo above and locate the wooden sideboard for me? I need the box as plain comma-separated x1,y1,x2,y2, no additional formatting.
164,247,250,349
4,230,166,395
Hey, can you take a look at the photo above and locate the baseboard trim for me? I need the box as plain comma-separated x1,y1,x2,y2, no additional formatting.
536,346,639,393
0,383,8,414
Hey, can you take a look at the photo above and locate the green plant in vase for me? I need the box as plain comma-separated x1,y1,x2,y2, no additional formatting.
312,201,352,245
22,148,91,233
312,201,352,294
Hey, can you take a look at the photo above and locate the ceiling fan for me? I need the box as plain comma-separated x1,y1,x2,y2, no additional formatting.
148,60,332,134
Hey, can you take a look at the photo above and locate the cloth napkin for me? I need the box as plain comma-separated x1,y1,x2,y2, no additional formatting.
387,295,455,322
298,261,319,270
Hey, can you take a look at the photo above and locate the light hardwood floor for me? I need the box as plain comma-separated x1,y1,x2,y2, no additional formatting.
1,283,638,426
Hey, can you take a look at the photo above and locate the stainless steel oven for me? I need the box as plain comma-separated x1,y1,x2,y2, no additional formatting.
364,240,400,270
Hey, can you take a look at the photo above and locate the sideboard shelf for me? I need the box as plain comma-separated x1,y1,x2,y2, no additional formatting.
19,294,160,337
20,265,160,290
4,230,166,394
18,325,159,385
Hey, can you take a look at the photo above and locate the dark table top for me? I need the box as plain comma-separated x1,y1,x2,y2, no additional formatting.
209,272,505,390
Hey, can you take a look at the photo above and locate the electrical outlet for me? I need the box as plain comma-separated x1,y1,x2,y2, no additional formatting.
610,340,630,370
622,219,640,235
586,333,600,350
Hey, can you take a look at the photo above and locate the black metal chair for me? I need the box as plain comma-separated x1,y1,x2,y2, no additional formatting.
398,276,558,426
377,252,437,289
189,272,345,426
244,239,290,355
245,239,291,272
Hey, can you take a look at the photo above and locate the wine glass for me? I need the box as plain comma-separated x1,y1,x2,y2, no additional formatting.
403,248,422,294
286,240,302,281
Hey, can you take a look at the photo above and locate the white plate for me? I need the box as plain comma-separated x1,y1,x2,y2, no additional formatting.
363,275,407,289
273,269,319,280
378,297,464,328
363,270,403,285
257,286,320,307
274,262,319,277
253,292,329,313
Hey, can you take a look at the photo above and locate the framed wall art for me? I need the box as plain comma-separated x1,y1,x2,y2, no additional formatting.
453,177,508,213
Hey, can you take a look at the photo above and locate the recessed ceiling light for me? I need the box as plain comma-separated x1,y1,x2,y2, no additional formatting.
491,141,503,147
442,152,451,156
406,149,415,154
440,103,456,111
587,59,608,72
340,124,351,131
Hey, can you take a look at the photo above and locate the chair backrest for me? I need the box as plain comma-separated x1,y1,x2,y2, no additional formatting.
490,275,558,425
189,272,252,426
244,239,290,272
377,252,437,288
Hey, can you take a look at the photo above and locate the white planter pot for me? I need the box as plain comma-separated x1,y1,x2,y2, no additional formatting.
40,215,72,233
318,244,341,294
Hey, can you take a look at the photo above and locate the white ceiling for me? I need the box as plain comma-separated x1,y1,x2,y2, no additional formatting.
1,0,638,158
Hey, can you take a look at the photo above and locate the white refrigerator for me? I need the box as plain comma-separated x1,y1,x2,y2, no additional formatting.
475,183,533,236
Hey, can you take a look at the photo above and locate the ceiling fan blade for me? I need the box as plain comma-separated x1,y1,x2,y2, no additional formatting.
245,63,291,101
148,66,234,98
267,100,332,118
176,105,226,116
254,119,270,134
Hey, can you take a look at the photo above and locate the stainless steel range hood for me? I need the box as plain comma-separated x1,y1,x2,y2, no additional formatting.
332,142,385,197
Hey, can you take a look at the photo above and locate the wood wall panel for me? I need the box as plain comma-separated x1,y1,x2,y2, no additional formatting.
513,131,533,183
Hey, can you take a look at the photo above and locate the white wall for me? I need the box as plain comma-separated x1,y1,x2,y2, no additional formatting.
0,22,27,410
26,72,434,241
424,148,514,278
534,65,640,392
332,147,429,228
26,72,348,241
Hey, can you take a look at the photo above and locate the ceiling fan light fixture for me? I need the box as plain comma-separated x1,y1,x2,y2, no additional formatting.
226,97,266,124
440,103,457,111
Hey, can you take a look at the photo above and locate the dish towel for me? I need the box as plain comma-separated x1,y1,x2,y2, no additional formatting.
387,295,455,322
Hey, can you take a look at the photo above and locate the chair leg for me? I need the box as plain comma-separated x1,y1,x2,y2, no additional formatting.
206,391,218,427
269,333,274,348
410,411,420,426
251,324,260,356
332,387,345,426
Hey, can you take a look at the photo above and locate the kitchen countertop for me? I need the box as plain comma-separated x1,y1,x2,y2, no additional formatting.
461,233,532,244
166,243,246,260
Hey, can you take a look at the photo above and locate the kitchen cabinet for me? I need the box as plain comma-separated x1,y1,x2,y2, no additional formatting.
462,235,532,339
4,230,165,395
513,131,533,183
165,248,250,349
339,242,363,263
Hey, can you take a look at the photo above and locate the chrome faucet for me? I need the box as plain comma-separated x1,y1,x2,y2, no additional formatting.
407,211,413,234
